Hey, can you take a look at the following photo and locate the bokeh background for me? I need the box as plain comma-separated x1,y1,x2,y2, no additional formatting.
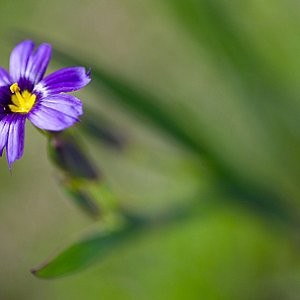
0,0,300,299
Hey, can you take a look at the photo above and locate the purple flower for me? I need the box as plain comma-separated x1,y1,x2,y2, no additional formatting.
0,40,91,168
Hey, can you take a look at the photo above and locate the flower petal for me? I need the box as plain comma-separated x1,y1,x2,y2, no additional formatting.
0,68,12,86
28,96,82,131
25,43,52,85
6,114,26,167
34,67,91,97
0,115,12,156
38,94,83,116
9,40,34,82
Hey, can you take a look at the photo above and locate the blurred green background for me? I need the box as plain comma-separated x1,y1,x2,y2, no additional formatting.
1,0,300,299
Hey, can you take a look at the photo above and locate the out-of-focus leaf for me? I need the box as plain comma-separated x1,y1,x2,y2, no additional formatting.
31,220,137,278
48,132,99,180
30,199,208,279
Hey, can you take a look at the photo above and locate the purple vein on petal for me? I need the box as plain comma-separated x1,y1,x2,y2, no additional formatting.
0,115,12,156
28,104,79,131
9,40,35,82
6,114,26,167
25,43,52,85
34,67,91,97
0,68,13,86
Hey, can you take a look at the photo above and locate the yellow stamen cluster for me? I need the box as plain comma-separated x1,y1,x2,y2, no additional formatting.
9,82,36,113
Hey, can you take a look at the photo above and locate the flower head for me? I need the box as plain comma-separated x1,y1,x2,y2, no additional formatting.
0,40,91,168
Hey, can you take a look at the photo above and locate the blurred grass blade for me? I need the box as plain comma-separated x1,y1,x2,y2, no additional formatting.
168,0,273,87
31,221,136,279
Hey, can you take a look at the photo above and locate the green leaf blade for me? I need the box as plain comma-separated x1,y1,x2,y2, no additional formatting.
31,223,135,279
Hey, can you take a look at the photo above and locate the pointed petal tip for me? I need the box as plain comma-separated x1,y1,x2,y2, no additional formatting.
78,66,92,85
7,151,19,170
86,67,91,77
15,39,35,47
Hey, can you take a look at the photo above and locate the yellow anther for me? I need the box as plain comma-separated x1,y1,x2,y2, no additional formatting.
9,83,36,114
10,82,21,94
